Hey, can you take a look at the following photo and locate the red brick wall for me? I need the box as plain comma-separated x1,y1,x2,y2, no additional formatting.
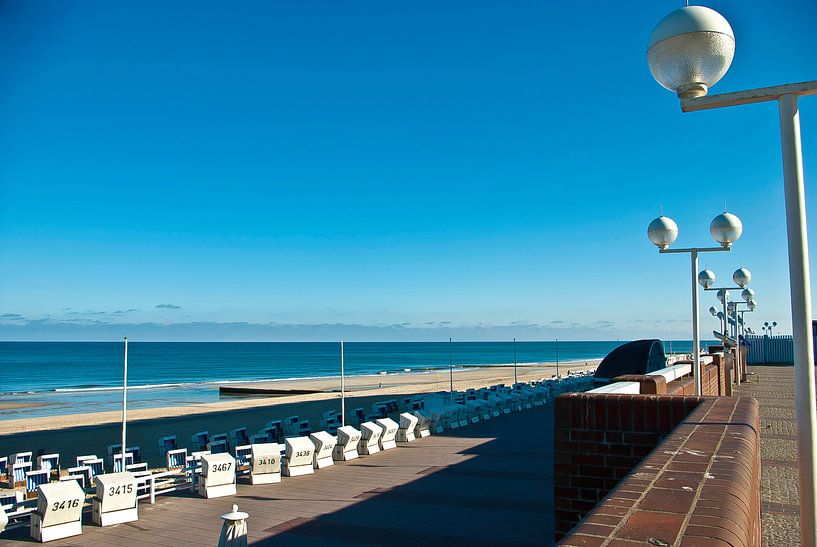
559,397,761,546
553,393,701,539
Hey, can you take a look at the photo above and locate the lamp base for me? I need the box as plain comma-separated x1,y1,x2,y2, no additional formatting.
677,82,708,99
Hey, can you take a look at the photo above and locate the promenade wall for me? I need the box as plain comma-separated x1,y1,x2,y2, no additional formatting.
555,360,761,545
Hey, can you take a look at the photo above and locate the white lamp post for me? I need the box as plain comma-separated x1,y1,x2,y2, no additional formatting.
647,212,741,395
701,267,753,385
648,7,817,540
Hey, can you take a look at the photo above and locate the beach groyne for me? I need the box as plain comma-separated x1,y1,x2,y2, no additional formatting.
554,356,762,545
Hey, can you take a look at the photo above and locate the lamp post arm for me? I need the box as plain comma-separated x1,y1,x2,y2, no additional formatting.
681,80,817,112
659,246,730,254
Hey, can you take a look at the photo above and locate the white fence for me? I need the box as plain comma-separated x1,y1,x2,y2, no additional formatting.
745,335,794,364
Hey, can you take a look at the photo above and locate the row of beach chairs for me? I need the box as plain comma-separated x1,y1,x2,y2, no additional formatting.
0,372,595,542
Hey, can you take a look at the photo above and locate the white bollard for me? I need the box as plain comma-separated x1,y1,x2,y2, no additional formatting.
333,426,361,461
30,480,84,542
397,413,419,442
283,437,314,477
309,432,336,469
198,453,236,499
218,504,248,547
376,418,399,450
358,422,383,455
249,443,281,485
92,472,138,526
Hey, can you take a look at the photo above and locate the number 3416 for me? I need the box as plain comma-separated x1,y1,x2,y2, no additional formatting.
51,499,80,511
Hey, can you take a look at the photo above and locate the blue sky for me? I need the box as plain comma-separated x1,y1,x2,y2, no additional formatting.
1,1,816,341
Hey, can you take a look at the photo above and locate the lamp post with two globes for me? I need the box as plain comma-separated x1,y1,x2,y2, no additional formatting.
647,212,742,396
647,6,817,538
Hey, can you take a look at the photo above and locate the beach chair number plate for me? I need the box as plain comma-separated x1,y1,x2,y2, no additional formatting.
295,450,311,458
52,499,81,511
256,457,276,466
212,462,232,472
108,484,134,496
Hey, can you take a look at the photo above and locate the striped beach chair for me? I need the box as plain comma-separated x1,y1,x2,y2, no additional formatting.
36,454,60,480
25,469,49,499
10,461,32,487
85,458,104,480
230,428,249,447
112,452,135,473
166,448,188,469
76,454,97,467
208,440,229,454
60,472,87,489
191,431,210,451
158,435,178,456
0,456,8,480
10,452,32,466
249,433,269,444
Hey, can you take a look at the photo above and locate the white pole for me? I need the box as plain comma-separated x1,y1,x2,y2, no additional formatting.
121,337,128,471
690,251,701,396
449,338,453,403
340,340,345,427
779,93,817,546
513,338,517,384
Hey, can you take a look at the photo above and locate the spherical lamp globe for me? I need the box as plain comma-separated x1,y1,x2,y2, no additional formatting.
710,212,743,247
748,300,757,311
647,216,679,250
716,288,729,303
697,269,716,289
742,288,755,303
733,267,751,288
647,6,735,99
709,306,718,316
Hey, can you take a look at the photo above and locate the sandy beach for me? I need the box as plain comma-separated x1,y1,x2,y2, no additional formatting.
0,360,597,467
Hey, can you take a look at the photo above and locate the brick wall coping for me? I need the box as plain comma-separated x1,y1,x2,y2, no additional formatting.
559,396,761,546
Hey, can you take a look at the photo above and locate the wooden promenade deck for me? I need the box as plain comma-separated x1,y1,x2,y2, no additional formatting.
0,406,554,546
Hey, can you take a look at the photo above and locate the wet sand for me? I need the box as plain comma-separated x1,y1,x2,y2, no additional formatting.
0,360,597,467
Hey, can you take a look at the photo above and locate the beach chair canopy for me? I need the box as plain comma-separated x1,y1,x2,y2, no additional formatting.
594,339,666,383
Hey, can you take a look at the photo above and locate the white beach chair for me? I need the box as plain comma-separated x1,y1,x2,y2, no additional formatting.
30,480,85,542
358,422,383,455
0,456,7,481
10,452,32,465
196,453,236,499
397,412,419,443
282,437,315,477
309,431,336,469
248,443,282,484
333,425,361,461
375,418,398,450
411,410,432,438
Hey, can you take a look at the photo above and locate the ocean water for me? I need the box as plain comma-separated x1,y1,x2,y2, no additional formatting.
0,340,699,419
